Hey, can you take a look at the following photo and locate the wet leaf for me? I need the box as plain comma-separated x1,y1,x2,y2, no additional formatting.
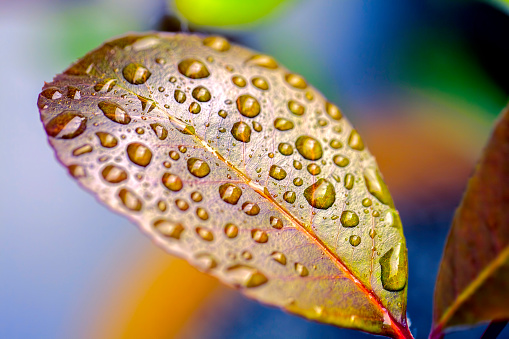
431,106,509,337
38,33,411,338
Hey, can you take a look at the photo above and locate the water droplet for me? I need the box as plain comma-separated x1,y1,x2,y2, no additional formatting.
98,101,131,124
191,191,203,202
41,87,62,100
178,59,210,79
236,95,260,118
137,95,156,113
288,100,305,116
176,199,189,211
333,154,350,167
203,36,230,51
150,123,168,140
307,163,321,176
232,76,247,87
96,132,118,148
118,188,142,211
363,168,393,206
127,142,152,167
269,165,287,180
245,54,278,69
385,209,403,228
196,207,209,220
340,210,359,227
187,158,210,178
163,161,171,168
153,219,184,239
330,139,342,149
293,177,303,186
283,191,296,204
348,130,364,151
102,165,128,183
369,229,377,239
274,118,294,131
362,198,372,207
293,160,302,170
251,229,268,243
218,110,228,119
162,172,183,191
170,118,195,135
226,264,268,288
123,63,151,84
344,173,354,190
67,86,81,100
296,136,323,160
169,151,180,160
278,143,293,156
174,90,186,103
192,86,211,102
189,102,201,114
270,216,283,229
169,76,177,83
285,73,307,89
73,144,93,156
219,183,242,205
252,77,269,90
224,223,239,238
94,79,116,93
135,127,144,135
231,121,251,143
45,111,86,139
380,244,407,291
252,121,262,132
195,253,218,270
157,200,167,212
294,263,309,276
242,202,260,216
196,227,214,241
325,102,342,120
68,164,86,178
349,235,361,247
271,252,287,265
303,179,335,210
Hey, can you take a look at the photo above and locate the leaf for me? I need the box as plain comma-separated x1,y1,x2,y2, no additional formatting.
38,33,412,338
172,0,291,27
431,106,509,337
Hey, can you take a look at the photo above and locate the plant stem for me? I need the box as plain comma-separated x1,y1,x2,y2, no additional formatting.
481,320,508,339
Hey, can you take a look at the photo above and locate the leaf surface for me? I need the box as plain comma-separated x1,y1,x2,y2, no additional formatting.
38,33,411,338
431,106,509,337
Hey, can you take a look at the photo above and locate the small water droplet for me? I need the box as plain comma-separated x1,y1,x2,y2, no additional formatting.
94,79,116,93
283,191,296,204
127,142,152,167
192,86,211,102
242,202,260,216
236,95,260,118
137,95,156,113
241,250,253,260
294,263,309,276
363,168,393,206
67,86,81,99
72,144,93,156
118,188,142,211
226,264,268,288
296,136,323,160
68,164,86,178
293,177,303,186
162,172,183,191
252,121,262,132
318,119,328,127
307,163,321,176
344,173,354,190
369,229,377,239
271,252,287,265
349,235,361,247
293,160,303,170
303,179,335,210
231,121,251,143
189,102,201,114
245,54,278,69
218,110,228,119
171,118,195,135
219,183,242,204
196,207,209,220
191,191,203,202
41,87,62,100
224,223,239,238
169,76,177,83
380,244,407,291
96,132,118,148
251,229,268,243
203,36,230,51
269,165,287,180
251,77,269,90
196,227,214,241
157,200,167,212
175,199,189,211
187,158,210,178
288,100,305,116
330,139,342,149
169,150,180,160
102,164,128,183
123,63,151,84
362,198,372,207
340,210,359,227
325,102,342,120
99,101,131,124
333,154,350,167
285,74,307,89
232,75,247,87
135,127,144,135
45,111,87,139
150,123,168,140
174,90,187,103
270,216,283,229
274,118,294,131
278,143,293,156
195,253,218,270
348,130,364,151
178,58,210,79
153,219,184,239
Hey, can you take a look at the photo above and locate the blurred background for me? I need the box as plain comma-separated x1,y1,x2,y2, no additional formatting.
1,0,509,338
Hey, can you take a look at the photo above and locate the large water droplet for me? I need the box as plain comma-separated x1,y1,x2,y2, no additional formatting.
45,111,86,139
192,86,211,102
203,36,230,51
123,63,151,85
349,235,361,247
271,251,287,265
127,142,152,167
153,219,184,239
101,165,128,184
294,263,309,276
189,102,201,114
325,102,342,120
196,227,214,241
340,210,359,227
251,229,268,243
96,132,118,148
162,172,183,191
242,202,260,216
380,244,407,291
285,74,307,89
178,59,210,79
348,130,365,151
187,158,210,178
363,168,394,206
288,100,305,116
236,94,260,118
174,90,186,103
68,164,86,178
296,136,323,160
245,55,278,69
278,143,293,156
224,223,239,238
226,264,268,288
98,101,131,124
333,154,350,167
150,123,168,140
269,165,287,180
303,179,335,210
219,183,242,205
231,121,251,143
252,77,269,90
274,118,294,131
118,188,142,211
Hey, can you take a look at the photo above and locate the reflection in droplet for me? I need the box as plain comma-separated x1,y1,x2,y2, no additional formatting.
72,144,93,157
348,130,365,151
192,86,211,102
307,163,321,176
293,177,303,186
288,100,305,116
285,74,307,89
67,86,81,100
363,168,394,206
283,191,296,204
294,263,309,277
344,173,354,190
189,102,201,114
296,136,323,160
176,199,189,211
123,63,151,84
252,121,263,132
196,207,209,220
190,191,203,202
195,253,218,270
252,77,269,90
278,143,293,156
270,216,283,229
349,235,361,247
245,54,278,69
293,160,303,170
274,118,294,131
127,142,152,167
41,87,62,100
174,90,186,103
203,36,230,51
380,244,407,291
94,79,116,93
232,76,247,88
333,155,350,167
150,123,168,140
236,94,260,118
269,165,287,180
68,164,86,178
325,102,342,120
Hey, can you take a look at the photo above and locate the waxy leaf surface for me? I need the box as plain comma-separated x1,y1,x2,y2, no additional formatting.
38,33,411,338
432,106,509,336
